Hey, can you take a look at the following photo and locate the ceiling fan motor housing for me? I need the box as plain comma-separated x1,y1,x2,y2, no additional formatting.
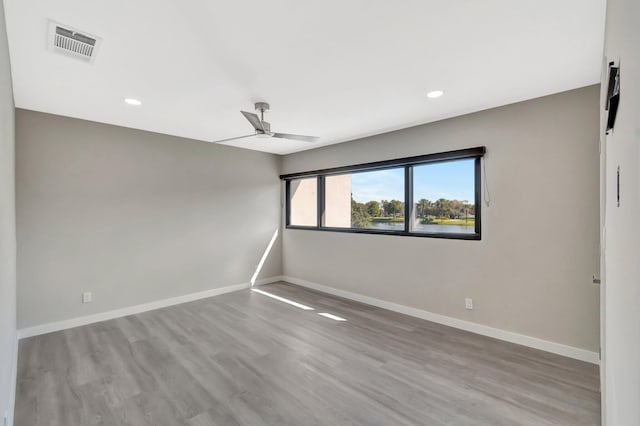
254,102,270,113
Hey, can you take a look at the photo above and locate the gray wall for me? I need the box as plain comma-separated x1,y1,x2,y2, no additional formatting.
282,86,600,352
0,0,16,422
601,0,640,423
16,110,282,328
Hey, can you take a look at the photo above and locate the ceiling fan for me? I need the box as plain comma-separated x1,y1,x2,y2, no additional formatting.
213,102,319,144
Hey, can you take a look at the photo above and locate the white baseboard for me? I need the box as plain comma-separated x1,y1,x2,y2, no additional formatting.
281,275,600,365
16,273,598,365
17,276,283,340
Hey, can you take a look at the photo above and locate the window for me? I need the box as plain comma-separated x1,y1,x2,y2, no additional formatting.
282,147,484,240
411,159,476,234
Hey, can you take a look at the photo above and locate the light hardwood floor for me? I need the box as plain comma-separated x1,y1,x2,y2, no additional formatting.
15,282,600,425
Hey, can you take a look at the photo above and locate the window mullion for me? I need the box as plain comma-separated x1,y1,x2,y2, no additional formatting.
285,180,291,227
404,166,413,233
317,176,325,228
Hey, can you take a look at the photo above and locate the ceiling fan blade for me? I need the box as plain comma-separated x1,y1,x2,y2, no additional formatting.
212,134,255,144
240,111,264,131
272,133,319,143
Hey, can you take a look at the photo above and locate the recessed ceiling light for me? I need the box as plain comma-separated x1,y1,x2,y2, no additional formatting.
124,98,142,106
427,90,444,99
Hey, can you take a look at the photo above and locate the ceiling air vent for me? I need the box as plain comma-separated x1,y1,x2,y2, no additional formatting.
48,22,101,63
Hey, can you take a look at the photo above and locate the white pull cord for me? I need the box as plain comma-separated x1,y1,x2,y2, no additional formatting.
483,156,491,207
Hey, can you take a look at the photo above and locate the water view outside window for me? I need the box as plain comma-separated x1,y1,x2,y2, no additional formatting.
289,177,317,226
324,169,405,230
412,159,475,234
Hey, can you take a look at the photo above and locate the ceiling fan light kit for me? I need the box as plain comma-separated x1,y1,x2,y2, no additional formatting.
213,102,319,144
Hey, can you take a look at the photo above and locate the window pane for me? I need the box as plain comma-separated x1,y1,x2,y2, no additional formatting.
412,159,476,234
324,168,404,230
289,177,317,226
324,174,352,227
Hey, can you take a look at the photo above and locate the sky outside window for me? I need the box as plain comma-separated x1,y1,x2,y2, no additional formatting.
350,160,474,203
413,159,474,203
351,168,404,203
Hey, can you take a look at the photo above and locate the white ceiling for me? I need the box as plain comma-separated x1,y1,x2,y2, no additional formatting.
4,0,606,155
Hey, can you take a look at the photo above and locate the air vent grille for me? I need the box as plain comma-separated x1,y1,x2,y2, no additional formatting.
49,22,100,62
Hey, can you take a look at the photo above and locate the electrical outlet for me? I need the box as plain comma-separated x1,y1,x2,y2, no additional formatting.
82,292,92,303
465,298,473,310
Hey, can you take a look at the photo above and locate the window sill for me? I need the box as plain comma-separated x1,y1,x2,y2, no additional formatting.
285,225,481,240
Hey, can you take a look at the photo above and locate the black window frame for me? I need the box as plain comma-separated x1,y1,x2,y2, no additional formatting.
281,147,485,240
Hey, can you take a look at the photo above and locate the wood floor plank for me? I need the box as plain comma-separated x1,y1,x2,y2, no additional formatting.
15,282,600,425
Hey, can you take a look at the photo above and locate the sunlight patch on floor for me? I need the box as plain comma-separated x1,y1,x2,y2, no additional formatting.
318,312,347,321
251,288,314,310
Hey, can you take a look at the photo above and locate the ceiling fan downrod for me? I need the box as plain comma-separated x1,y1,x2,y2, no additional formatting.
254,102,270,122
